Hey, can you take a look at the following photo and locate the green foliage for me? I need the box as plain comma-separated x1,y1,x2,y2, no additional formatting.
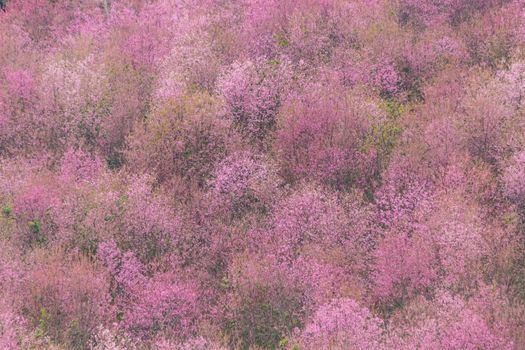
364,99,404,168
273,32,290,48
1,205,12,217
28,220,46,245
279,337,300,350
35,307,50,339
28,220,41,234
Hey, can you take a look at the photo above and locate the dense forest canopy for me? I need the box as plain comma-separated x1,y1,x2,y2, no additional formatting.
1,0,525,349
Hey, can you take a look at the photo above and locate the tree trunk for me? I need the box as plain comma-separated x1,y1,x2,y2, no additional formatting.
102,0,110,17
